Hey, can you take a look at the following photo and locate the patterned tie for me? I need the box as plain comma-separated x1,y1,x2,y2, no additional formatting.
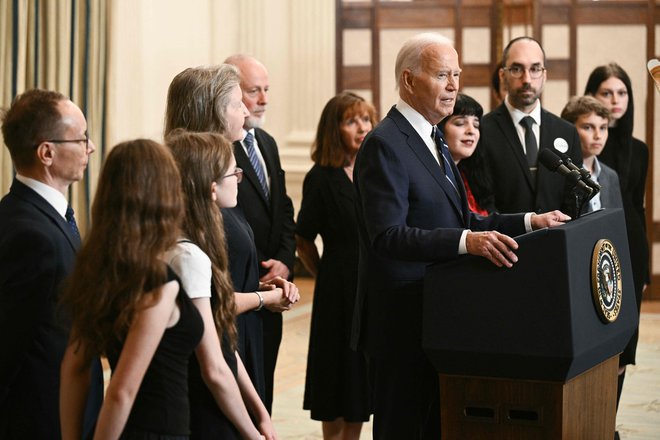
520,116,538,166
65,206,81,241
432,127,459,193
244,132,270,202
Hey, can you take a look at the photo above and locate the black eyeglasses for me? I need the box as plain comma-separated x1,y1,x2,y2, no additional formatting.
222,167,243,183
35,135,89,149
503,65,546,79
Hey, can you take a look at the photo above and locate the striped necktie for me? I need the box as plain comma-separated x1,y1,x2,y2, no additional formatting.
432,127,459,193
244,131,270,202
65,206,81,241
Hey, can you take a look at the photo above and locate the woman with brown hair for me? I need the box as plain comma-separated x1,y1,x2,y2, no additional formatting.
165,129,274,439
60,139,203,439
297,92,376,440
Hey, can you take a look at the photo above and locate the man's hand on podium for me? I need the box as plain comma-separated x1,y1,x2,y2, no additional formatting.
466,231,519,268
530,210,571,230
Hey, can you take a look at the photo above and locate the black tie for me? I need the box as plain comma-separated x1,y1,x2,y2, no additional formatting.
520,116,538,166
432,127,459,193
65,206,81,241
244,132,270,202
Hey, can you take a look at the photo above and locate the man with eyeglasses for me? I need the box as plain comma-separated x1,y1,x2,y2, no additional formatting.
480,36,582,214
0,89,101,439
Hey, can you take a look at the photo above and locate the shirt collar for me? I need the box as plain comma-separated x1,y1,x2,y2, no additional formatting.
242,128,256,143
396,99,435,141
15,174,68,218
504,97,542,127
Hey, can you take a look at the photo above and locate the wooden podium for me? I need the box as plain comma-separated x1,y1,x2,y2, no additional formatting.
423,209,638,440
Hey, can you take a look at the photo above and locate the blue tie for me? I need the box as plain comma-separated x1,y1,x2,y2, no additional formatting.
432,127,459,193
65,206,81,241
244,132,270,202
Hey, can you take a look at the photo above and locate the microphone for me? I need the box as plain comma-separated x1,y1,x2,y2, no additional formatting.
555,150,601,196
538,149,593,196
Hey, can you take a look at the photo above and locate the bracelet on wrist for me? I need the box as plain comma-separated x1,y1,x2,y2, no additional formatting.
254,291,264,311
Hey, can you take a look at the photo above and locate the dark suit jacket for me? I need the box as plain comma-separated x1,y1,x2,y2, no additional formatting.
596,162,623,210
480,103,583,214
0,179,101,439
233,128,296,276
352,106,527,356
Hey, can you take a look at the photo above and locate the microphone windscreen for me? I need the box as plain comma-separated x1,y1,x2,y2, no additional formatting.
538,148,562,172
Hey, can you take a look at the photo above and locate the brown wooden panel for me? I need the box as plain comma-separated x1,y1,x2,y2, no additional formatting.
378,5,455,28
540,0,571,6
501,5,533,24
652,221,660,241
650,276,660,300
342,5,372,28
460,63,492,87
574,5,647,24
546,59,569,80
461,0,494,6
460,6,492,26
538,5,570,24
342,65,372,90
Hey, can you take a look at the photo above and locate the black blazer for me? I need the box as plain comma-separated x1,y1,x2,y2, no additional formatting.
0,180,98,438
352,106,526,356
480,104,583,214
233,128,296,276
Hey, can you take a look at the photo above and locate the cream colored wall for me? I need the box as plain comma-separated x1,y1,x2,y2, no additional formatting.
105,0,335,214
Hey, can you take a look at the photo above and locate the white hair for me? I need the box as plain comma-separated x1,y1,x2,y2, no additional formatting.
394,33,454,90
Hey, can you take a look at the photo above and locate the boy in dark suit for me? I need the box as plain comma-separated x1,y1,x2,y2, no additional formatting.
560,95,623,213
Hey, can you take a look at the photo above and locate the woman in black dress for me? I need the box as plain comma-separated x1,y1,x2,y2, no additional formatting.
60,140,203,439
585,63,649,417
297,92,376,440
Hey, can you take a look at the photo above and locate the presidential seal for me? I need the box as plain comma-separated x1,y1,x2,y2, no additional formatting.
591,239,622,323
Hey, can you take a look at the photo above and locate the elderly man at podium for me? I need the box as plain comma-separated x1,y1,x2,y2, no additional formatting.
351,32,569,439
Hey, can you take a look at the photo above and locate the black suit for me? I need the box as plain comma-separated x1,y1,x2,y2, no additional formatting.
0,179,102,439
480,103,582,214
353,106,526,439
233,128,295,412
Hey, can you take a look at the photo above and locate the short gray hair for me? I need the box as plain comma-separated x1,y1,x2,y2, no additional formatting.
394,33,454,90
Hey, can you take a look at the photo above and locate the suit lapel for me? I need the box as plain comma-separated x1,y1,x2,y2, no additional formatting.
388,108,465,221
493,105,534,189
11,180,80,250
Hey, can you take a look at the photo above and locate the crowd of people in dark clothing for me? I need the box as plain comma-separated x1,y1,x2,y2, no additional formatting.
0,34,648,440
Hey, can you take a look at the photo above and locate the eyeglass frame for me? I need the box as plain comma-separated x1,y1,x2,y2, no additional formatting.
222,167,243,184
502,64,546,79
35,134,89,149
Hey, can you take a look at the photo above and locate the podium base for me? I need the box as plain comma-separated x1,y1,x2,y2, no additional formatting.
439,355,618,440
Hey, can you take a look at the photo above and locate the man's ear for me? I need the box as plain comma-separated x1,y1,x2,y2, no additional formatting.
211,181,217,202
402,70,415,92
35,142,54,166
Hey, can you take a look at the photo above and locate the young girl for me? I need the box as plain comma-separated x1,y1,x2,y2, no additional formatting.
60,139,203,439
165,129,275,439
